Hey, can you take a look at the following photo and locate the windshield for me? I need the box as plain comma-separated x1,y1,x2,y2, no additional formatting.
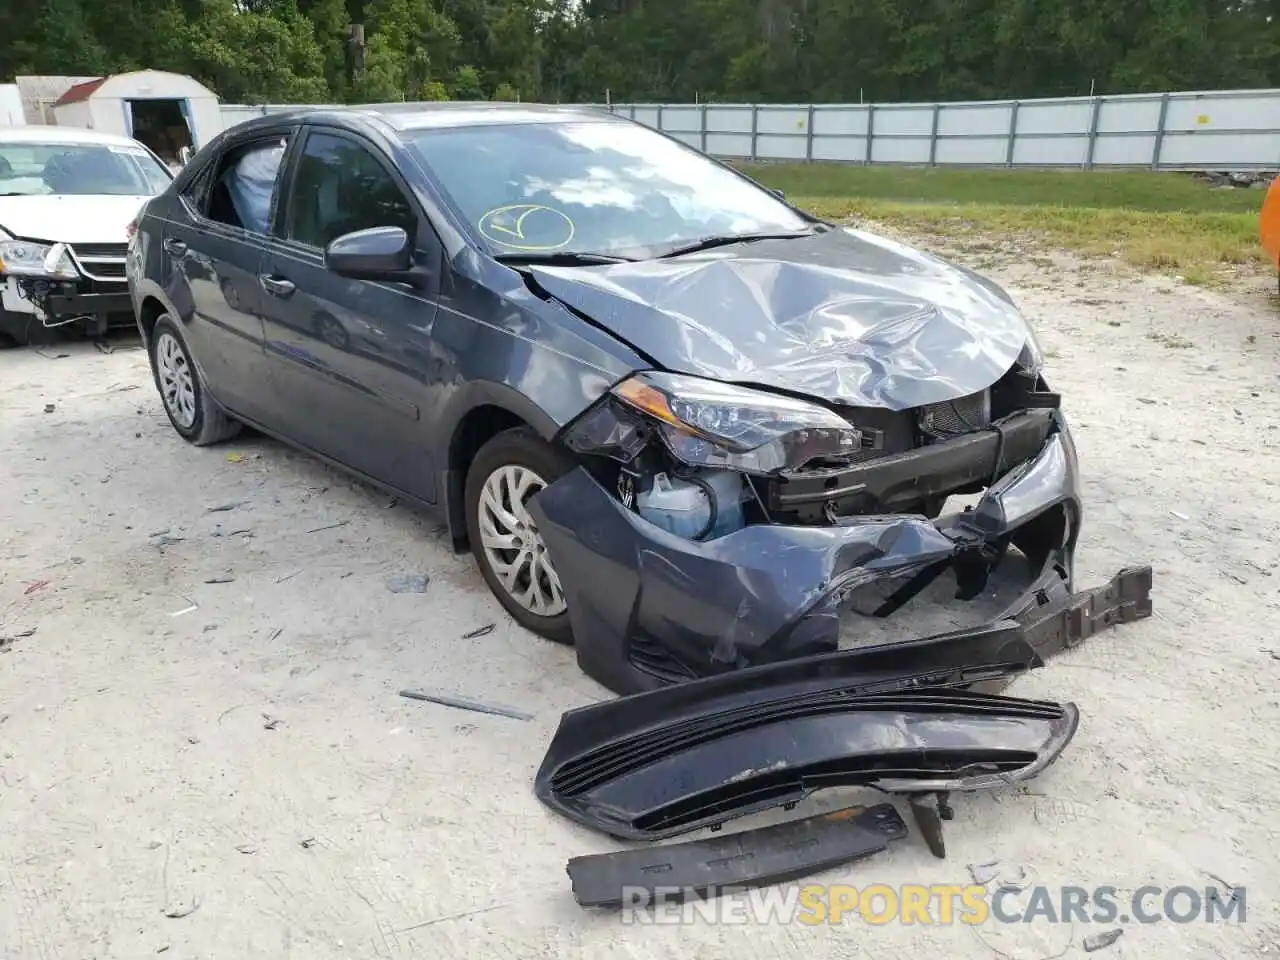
0,141,172,197
404,120,809,258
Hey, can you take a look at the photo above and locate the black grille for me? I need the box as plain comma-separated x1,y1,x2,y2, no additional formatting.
918,390,991,439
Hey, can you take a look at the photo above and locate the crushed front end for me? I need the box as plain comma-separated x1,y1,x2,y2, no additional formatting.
0,237,133,342
532,354,1085,696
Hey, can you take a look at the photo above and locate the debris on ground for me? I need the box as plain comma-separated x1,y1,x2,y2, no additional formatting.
206,501,247,514
203,575,235,584
168,600,198,617
161,898,201,919
462,623,496,639
23,580,49,596
305,520,348,534
267,628,283,642
0,627,36,651
400,689,533,721
275,569,302,584
151,534,185,551
387,574,430,594
262,714,283,730
234,844,257,855
225,452,245,463
1083,929,1124,952
43,403,55,413
300,837,317,849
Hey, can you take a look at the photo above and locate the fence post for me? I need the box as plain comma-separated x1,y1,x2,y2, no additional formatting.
1084,96,1102,169
806,104,816,162
656,103,663,132
749,104,759,160
928,103,941,166
1151,93,1170,170
629,104,637,121
1006,100,1020,166
865,104,876,164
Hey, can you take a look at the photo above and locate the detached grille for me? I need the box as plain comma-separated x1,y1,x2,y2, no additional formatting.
918,389,991,439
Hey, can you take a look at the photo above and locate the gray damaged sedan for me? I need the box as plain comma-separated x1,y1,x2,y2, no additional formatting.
127,103,1081,694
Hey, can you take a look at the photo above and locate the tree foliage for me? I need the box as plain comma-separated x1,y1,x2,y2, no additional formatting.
2,0,1278,104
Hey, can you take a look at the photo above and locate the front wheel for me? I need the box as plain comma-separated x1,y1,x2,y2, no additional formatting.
464,427,575,644
149,314,241,446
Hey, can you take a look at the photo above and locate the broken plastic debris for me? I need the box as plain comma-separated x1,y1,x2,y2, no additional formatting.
1083,929,1124,952
462,623,497,639
206,501,247,513
169,600,198,617
1171,510,1190,520
226,452,245,463
387,574,430,594
204,575,235,584
400,689,532,721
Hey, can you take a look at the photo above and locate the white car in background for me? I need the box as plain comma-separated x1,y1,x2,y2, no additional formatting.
0,126,172,346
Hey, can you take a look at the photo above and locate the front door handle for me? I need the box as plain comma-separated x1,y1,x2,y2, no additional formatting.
260,275,296,298
163,238,187,256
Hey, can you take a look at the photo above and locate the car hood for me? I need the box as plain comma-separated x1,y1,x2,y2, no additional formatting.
0,194,152,245
528,226,1032,410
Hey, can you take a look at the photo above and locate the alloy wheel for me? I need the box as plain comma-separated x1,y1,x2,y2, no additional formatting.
477,464,566,617
155,331,196,429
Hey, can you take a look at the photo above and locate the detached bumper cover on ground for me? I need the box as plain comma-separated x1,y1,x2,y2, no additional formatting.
530,409,1082,696
534,626,1081,843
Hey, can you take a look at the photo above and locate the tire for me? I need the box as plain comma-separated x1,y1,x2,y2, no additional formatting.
465,426,576,644
148,314,242,446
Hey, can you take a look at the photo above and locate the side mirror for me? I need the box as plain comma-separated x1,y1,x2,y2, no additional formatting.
325,226,414,281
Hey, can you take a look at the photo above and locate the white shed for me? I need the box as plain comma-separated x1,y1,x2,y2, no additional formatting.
51,70,221,164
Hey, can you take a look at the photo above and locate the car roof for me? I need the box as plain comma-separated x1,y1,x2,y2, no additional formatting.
0,125,148,147
232,102,620,136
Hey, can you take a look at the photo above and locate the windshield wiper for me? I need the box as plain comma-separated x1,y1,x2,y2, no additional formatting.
495,251,634,266
656,228,823,259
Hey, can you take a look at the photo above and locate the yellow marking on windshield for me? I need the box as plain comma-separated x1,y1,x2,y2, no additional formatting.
478,204,575,252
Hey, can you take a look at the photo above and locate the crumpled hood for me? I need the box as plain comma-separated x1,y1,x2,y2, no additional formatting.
528,226,1032,410
0,194,152,245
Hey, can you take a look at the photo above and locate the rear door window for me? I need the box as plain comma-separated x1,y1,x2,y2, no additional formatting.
198,136,290,235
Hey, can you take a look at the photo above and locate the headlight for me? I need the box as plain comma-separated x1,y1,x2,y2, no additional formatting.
611,371,862,474
0,240,77,279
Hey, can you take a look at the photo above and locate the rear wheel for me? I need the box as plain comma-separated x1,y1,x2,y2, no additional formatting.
465,427,575,644
149,314,241,446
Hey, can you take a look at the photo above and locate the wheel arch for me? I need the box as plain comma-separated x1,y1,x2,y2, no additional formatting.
438,382,566,551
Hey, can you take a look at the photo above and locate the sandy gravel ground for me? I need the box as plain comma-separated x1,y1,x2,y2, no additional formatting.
2,249,1279,960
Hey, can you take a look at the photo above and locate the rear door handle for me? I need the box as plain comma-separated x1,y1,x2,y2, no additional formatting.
163,238,187,256
260,275,296,298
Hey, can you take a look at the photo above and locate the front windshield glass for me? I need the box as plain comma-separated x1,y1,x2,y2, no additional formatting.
0,141,172,197
404,120,809,257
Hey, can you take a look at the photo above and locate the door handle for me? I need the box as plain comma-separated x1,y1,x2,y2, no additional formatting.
260,275,296,298
163,238,187,256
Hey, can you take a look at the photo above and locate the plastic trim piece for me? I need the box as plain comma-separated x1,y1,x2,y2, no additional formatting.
567,802,908,908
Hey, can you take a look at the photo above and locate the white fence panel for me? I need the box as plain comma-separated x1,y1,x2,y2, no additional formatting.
220,88,1280,170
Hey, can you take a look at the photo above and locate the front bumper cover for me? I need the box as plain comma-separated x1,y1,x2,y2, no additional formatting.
530,410,1084,696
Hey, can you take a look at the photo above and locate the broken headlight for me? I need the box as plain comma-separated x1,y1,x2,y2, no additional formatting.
1017,326,1045,375
0,240,77,279
611,371,862,474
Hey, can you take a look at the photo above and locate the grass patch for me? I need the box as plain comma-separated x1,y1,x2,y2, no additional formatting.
738,164,1269,281
741,164,1263,213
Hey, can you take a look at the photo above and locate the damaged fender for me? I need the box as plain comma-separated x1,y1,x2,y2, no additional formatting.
529,409,1081,696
